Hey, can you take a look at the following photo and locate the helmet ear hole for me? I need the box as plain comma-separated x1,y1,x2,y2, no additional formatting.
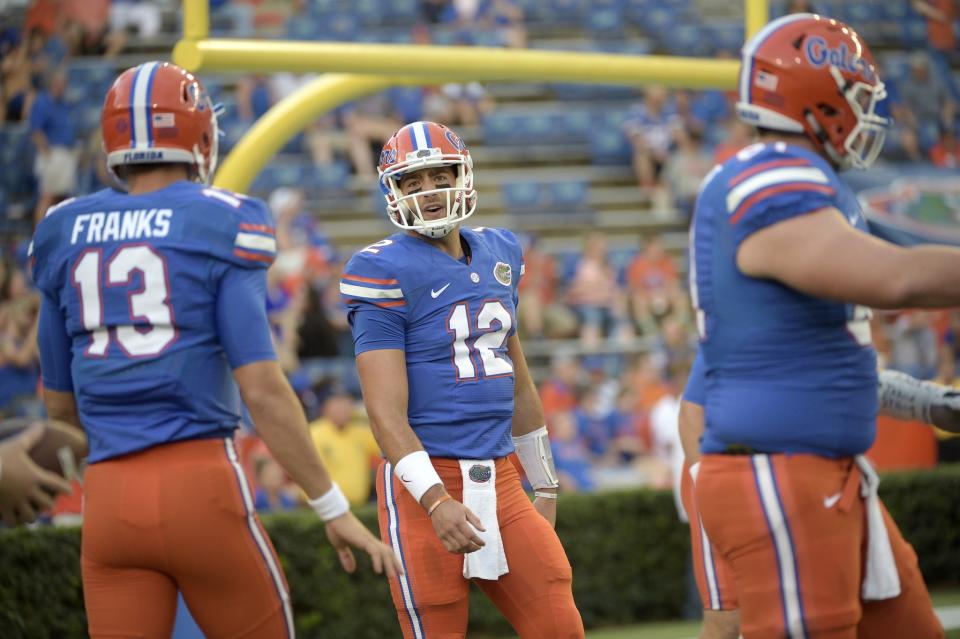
181,82,190,104
200,132,211,152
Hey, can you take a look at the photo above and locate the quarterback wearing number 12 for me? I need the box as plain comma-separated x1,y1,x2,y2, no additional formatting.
344,121,584,638
29,62,397,638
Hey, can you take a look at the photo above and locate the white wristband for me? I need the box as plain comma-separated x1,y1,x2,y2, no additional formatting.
534,491,558,499
308,482,350,522
513,426,559,489
394,450,443,503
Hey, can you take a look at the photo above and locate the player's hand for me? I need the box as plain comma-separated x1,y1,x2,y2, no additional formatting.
324,511,403,578
930,388,960,434
430,498,486,554
533,491,557,528
0,423,73,526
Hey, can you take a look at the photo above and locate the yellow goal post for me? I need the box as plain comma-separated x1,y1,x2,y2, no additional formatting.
172,0,769,193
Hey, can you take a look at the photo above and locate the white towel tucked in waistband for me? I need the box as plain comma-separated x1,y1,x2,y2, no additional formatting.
856,455,901,600
459,459,508,580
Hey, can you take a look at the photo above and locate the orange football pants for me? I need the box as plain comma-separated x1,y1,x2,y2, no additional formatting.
695,453,943,639
680,461,738,611
81,438,293,639
376,456,584,639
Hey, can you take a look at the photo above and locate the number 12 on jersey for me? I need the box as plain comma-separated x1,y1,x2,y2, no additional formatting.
446,301,513,380
72,245,176,358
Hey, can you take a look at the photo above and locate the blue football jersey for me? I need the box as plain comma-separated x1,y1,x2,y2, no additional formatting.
31,182,278,462
343,227,524,460
689,142,878,457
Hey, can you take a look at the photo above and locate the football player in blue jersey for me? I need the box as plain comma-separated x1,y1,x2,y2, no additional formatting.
688,13,960,638
679,351,960,639
30,61,399,638
343,121,584,638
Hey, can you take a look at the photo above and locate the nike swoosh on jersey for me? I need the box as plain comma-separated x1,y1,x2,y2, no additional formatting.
823,492,842,508
431,283,451,298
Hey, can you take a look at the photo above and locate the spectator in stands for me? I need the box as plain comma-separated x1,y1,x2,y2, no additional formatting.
548,410,595,492
539,352,582,419
343,93,402,178
441,81,494,126
61,0,123,57
421,0,452,24
0,260,40,417
649,314,696,380
930,126,958,168
663,128,713,218
625,235,685,335
886,311,940,380
912,0,958,64
517,234,577,339
29,67,77,223
236,74,274,123
308,385,380,506
712,116,754,164
439,0,526,48
1,34,34,122
565,232,632,347
622,86,681,191
108,0,161,42
898,52,956,153
252,454,300,513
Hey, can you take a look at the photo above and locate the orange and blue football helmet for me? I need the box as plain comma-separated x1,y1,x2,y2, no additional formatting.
102,61,219,184
377,121,477,239
737,13,889,170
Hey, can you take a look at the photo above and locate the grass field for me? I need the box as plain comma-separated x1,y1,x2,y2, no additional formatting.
580,589,960,638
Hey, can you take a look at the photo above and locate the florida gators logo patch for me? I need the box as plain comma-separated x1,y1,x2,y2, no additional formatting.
494,262,512,287
468,464,492,483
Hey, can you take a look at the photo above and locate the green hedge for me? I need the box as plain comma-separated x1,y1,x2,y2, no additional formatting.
1,465,958,638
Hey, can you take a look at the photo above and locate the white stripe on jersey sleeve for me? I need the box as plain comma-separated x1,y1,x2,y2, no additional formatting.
339,282,404,299
726,166,830,215
235,232,277,253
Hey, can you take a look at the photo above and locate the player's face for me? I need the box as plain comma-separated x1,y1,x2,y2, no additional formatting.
397,166,457,222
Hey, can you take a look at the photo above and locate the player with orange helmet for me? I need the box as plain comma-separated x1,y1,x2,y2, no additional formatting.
101,61,220,184
344,121,584,637
31,61,399,638
378,120,477,239
689,13,955,638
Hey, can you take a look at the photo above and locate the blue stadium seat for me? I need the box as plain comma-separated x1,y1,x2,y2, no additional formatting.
589,128,632,166
588,7,627,40
502,180,592,226
898,19,929,48
303,161,351,195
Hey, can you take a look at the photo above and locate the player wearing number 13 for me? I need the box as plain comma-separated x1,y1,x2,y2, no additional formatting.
29,62,398,638
343,121,584,638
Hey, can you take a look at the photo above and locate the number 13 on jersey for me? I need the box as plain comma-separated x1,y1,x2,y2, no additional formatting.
72,245,176,358
446,301,513,381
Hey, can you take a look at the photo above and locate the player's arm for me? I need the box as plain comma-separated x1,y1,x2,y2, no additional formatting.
506,334,560,526
356,348,486,554
219,265,399,577
737,208,960,309
678,399,704,466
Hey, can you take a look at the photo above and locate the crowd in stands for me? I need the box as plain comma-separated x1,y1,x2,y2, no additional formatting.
0,0,958,516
